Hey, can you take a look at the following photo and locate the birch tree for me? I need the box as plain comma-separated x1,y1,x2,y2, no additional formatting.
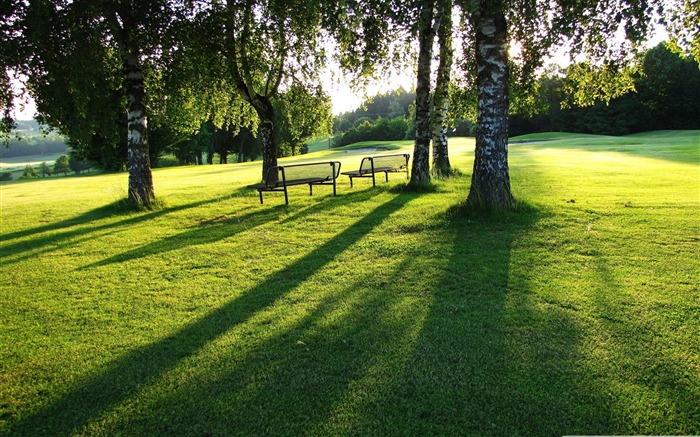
13,0,181,207
430,0,453,178
455,0,667,211
409,0,438,186
189,0,327,181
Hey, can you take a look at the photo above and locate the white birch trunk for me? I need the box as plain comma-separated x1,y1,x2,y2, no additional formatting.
466,5,514,210
122,45,154,206
410,0,438,186
431,0,453,178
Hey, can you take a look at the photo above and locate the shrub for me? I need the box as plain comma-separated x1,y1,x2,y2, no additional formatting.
0,171,12,181
53,154,70,176
156,155,180,168
19,164,39,179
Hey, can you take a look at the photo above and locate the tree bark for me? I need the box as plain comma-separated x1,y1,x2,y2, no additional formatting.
431,0,453,178
410,0,438,186
466,5,514,211
224,0,280,181
109,10,155,208
257,99,277,181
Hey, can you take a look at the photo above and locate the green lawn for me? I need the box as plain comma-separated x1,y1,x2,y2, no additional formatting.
1,132,698,435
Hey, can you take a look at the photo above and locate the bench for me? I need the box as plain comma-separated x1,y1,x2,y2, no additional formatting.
341,153,410,187
248,161,342,205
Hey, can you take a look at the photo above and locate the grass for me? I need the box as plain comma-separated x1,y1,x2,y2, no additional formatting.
1,132,699,435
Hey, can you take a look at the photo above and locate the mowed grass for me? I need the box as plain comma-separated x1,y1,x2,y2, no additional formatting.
1,131,698,435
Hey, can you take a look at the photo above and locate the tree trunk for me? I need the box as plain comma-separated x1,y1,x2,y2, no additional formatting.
123,50,154,207
108,9,154,207
431,0,453,178
410,0,438,186
466,5,514,211
256,96,278,181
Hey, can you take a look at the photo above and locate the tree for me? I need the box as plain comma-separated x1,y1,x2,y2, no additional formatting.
20,164,38,179
188,0,327,181
430,0,453,178
53,153,70,176
11,1,231,207
664,0,700,64
69,154,92,174
634,43,700,130
275,84,333,157
452,0,667,211
15,1,169,205
39,161,51,177
1,1,25,140
464,3,513,209
409,0,438,186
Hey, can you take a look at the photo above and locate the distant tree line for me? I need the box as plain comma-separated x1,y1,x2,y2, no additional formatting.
1,152,94,181
332,43,699,148
510,44,700,136
332,88,474,148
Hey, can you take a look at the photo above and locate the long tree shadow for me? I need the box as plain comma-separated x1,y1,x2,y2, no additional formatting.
586,250,700,433
67,200,612,435
80,185,387,269
347,204,617,435
9,192,414,436
0,196,239,265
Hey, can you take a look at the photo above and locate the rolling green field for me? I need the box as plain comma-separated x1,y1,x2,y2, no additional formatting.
1,131,698,435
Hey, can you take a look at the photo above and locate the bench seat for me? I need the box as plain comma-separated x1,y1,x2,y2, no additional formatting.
248,161,341,205
342,154,410,187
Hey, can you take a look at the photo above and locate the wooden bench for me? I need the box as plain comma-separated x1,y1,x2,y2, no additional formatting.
341,153,410,187
248,161,342,205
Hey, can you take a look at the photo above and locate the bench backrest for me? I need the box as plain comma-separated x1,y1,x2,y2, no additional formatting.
265,161,342,187
359,154,410,174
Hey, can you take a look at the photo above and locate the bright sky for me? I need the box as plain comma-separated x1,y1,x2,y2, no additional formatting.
323,69,416,115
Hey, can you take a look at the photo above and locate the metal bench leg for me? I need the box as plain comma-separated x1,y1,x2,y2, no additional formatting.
349,177,354,188
385,171,389,182
309,184,313,196
259,190,264,204
371,172,376,187
284,185,289,205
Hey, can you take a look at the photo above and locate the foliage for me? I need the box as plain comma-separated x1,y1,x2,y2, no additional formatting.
333,87,415,133
52,153,70,176
275,84,333,157
19,163,38,179
1,132,698,435
0,1,25,140
184,0,329,179
68,153,93,175
663,0,700,64
510,44,700,136
333,116,411,148
0,171,11,181
39,161,51,177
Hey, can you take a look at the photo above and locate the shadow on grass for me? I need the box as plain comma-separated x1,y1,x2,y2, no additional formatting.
363,204,615,435
8,191,414,436
78,199,612,435
586,253,700,433
80,185,387,269
0,196,235,265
